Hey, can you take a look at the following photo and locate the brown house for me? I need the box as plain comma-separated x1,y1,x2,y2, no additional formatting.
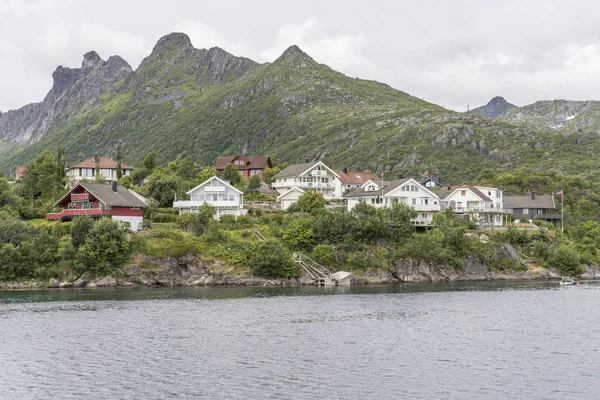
214,155,272,180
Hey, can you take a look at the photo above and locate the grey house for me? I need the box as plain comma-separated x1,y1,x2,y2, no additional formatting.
504,193,559,225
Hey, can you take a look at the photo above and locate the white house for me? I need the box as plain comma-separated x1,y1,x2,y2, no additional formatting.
272,161,342,200
277,186,305,210
66,157,133,187
345,178,441,226
436,185,508,226
334,169,380,198
173,176,245,219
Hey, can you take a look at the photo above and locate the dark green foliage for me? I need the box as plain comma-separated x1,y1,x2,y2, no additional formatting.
76,218,130,276
116,144,123,180
246,175,261,191
145,173,181,207
287,192,326,214
503,226,529,245
547,245,582,276
71,217,94,249
178,203,214,235
248,241,299,278
221,163,241,185
262,168,280,184
282,218,315,250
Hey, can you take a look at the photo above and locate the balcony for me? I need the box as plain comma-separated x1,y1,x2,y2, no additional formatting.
46,208,111,221
174,200,240,208
446,207,513,214
71,193,91,201
204,186,226,193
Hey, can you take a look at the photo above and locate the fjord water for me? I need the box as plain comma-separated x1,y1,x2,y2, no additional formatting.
1,282,599,399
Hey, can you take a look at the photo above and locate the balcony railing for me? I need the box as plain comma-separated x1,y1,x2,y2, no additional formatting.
204,187,226,193
71,193,91,201
46,208,111,221
446,207,513,214
174,200,240,208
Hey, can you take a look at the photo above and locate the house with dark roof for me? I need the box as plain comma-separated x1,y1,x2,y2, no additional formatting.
436,185,509,226
504,193,559,225
46,181,147,231
214,155,272,180
66,157,133,187
422,177,443,188
344,178,441,226
272,161,341,200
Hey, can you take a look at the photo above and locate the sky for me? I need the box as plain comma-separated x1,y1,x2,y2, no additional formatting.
1,0,600,112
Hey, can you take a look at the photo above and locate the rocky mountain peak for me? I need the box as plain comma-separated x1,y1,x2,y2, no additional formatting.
274,45,318,68
470,96,517,118
82,51,103,69
152,32,193,54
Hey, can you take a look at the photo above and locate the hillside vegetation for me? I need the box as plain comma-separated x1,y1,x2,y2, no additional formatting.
3,33,600,184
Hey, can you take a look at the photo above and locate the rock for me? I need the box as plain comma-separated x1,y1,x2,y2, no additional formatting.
479,234,490,242
73,274,91,288
59,281,73,288
96,276,118,287
47,278,60,289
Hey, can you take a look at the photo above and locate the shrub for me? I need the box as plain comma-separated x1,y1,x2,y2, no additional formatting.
547,245,583,276
311,244,335,266
248,241,299,278
282,218,315,250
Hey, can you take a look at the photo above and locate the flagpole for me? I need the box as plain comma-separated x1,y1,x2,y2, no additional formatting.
561,189,564,233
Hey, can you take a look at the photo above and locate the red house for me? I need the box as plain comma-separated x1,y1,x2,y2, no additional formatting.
214,155,272,180
46,181,147,231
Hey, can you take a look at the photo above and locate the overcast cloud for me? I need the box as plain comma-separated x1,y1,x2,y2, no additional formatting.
1,0,600,112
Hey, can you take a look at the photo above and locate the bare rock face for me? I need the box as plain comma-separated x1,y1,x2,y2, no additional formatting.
0,51,133,144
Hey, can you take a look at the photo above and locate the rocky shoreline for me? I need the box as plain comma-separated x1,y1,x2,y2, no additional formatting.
2,253,599,290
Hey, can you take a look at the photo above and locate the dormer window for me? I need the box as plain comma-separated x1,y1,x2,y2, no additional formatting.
366,184,376,192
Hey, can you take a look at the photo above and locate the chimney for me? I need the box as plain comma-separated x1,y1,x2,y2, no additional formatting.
398,173,403,179
531,191,535,200
343,167,348,174
112,180,118,192
305,158,310,163
447,186,452,191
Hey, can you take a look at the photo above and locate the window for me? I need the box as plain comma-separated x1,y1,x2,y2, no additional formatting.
422,213,427,219
461,190,466,196
422,198,429,205
100,168,112,178
523,208,529,215
250,169,260,176
538,209,543,215
412,198,416,205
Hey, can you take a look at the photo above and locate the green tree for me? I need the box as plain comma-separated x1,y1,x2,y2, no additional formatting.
145,172,181,207
262,167,281,184
116,144,123,180
187,203,214,235
94,154,101,183
222,163,241,185
287,191,326,214
56,147,66,190
547,244,582,276
176,156,197,181
248,241,298,278
77,218,130,276
282,218,315,250
22,151,59,201
71,216,95,249
197,166,217,183
142,151,158,173
246,175,261,192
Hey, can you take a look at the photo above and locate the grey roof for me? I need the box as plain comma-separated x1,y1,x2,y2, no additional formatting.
344,178,410,198
504,195,555,209
79,182,147,207
273,162,319,178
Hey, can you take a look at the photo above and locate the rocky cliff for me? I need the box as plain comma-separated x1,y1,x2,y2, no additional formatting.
0,51,132,144
469,96,517,118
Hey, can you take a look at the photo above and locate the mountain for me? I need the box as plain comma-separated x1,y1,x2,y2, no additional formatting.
498,99,600,132
2,32,600,183
469,96,517,118
0,51,132,144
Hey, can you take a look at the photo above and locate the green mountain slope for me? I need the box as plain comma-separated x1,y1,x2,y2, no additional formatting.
2,33,600,183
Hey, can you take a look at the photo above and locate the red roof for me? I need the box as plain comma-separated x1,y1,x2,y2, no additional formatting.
214,155,272,170
15,166,25,179
69,157,132,170
335,170,379,185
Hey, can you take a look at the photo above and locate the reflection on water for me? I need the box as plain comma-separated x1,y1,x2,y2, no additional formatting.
1,281,598,399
